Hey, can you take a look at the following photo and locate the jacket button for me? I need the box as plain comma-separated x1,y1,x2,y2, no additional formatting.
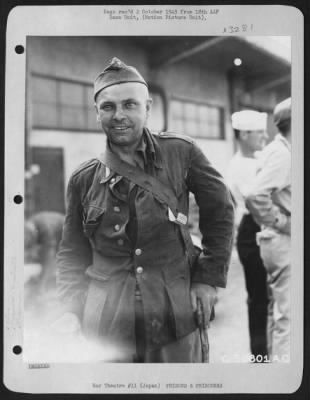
136,266,143,274
135,248,142,256
114,224,120,231
114,206,121,213
117,239,124,245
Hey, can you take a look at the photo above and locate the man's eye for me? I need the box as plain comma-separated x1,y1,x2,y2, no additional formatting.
101,104,113,111
125,102,137,109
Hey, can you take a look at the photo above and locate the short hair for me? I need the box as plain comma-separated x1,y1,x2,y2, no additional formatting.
277,119,291,137
233,129,240,140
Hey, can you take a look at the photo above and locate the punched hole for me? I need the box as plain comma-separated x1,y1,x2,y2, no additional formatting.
13,345,22,355
15,45,24,54
13,195,23,204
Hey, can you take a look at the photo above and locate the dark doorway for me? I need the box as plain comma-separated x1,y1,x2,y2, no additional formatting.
31,147,65,214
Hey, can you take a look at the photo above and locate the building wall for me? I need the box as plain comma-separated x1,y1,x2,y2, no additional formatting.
27,36,149,83
153,60,234,174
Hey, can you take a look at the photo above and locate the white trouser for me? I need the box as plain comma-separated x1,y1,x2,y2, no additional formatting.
258,230,290,363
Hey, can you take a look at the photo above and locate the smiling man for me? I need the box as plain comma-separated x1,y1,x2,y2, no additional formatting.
56,58,234,363
96,82,151,152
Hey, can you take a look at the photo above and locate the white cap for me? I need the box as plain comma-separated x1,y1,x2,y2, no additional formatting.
231,110,267,131
274,97,291,127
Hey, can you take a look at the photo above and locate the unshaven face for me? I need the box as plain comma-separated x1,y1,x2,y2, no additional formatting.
95,82,152,148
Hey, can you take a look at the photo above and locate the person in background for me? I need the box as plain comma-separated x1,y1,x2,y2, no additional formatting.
245,98,291,362
25,211,65,297
55,57,234,363
226,110,269,361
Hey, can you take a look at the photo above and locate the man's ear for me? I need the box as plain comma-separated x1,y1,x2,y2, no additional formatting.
145,98,153,118
94,103,100,122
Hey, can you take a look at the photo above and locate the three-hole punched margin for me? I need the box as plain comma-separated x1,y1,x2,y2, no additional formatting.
13,195,23,204
15,45,24,54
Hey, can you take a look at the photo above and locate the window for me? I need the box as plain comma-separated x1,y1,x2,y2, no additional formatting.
32,74,99,132
169,98,225,139
31,74,166,133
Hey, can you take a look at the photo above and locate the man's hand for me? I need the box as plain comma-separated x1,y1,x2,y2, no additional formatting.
190,283,217,328
51,312,82,335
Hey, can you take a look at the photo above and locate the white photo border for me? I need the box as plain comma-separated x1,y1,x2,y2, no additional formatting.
4,4,304,394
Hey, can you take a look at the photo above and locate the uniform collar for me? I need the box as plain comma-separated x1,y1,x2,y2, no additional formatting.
99,128,162,183
99,163,114,184
143,127,163,169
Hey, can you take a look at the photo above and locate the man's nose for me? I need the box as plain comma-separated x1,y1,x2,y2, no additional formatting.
264,130,269,140
113,106,125,120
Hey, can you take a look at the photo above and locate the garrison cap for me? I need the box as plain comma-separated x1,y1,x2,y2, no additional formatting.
273,97,291,127
231,110,267,131
94,57,148,101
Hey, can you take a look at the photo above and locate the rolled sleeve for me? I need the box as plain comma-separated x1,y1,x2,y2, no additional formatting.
187,143,235,288
56,176,92,317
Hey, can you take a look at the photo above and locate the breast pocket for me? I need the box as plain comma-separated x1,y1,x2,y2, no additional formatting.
82,205,105,238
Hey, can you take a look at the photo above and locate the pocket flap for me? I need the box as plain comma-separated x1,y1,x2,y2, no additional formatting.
83,205,105,237
83,205,105,223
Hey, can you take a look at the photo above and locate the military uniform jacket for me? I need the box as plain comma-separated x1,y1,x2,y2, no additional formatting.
57,129,234,353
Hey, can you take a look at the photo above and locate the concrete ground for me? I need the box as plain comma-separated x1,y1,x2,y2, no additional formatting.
209,248,251,363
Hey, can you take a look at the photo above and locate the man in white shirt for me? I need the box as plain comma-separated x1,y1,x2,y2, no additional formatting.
246,98,291,362
226,110,269,361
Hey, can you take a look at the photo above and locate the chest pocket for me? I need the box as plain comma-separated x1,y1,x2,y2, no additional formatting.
82,205,105,238
158,165,187,208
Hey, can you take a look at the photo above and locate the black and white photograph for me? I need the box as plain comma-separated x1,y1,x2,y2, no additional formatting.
4,5,304,394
